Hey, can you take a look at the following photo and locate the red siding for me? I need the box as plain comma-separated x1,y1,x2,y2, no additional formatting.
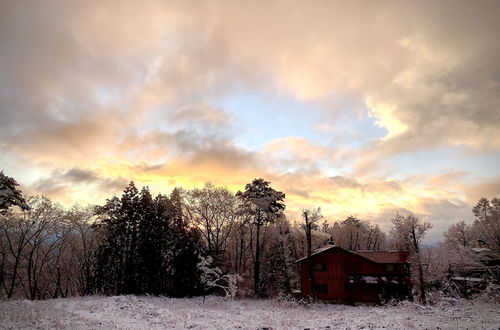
298,246,410,304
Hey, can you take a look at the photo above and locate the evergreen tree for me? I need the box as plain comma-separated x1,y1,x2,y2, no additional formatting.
0,171,28,211
262,216,299,297
236,178,285,296
136,187,158,293
90,183,202,296
164,188,202,297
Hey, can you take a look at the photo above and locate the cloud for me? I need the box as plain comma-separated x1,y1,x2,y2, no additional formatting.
415,197,472,243
465,177,500,204
260,137,350,174
171,105,232,127
31,168,128,203
204,0,500,163
2,0,498,162
0,0,498,242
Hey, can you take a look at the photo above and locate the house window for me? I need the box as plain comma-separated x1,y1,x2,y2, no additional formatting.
385,264,395,272
312,263,327,271
313,284,328,294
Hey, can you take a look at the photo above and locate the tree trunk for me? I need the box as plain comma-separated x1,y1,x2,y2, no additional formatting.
254,223,261,296
7,248,22,299
239,233,244,273
412,229,426,304
304,213,312,257
304,213,315,298
416,255,426,304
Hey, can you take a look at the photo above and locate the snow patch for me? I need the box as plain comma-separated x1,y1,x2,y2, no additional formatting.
0,295,499,329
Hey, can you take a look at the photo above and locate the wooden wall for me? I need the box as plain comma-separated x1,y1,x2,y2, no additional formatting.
298,247,409,304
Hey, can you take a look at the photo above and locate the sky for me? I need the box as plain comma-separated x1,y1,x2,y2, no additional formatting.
1,0,499,242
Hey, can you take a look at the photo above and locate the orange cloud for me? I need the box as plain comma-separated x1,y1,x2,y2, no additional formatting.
1,0,499,244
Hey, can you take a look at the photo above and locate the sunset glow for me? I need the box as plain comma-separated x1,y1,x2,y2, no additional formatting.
1,0,499,243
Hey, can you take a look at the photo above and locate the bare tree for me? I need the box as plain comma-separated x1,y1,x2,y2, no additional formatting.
390,213,432,304
184,183,239,263
0,197,63,298
301,208,322,257
444,221,474,248
365,223,385,250
229,214,251,275
0,197,97,300
472,197,500,250
64,205,99,296
326,217,387,251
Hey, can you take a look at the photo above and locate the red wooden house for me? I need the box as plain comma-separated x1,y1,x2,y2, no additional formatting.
296,245,410,304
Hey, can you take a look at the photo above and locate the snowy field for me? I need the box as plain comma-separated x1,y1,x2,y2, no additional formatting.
0,295,499,330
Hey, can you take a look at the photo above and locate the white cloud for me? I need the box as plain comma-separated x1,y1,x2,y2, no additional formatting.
0,0,498,240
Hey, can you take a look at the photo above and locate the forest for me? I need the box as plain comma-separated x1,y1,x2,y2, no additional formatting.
0,170,499,303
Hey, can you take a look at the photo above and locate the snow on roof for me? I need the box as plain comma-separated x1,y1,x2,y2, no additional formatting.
472,248,491,252
354,251,408,264
296,245,408,264
472,248,500,257
295,245,337,262
452,276,484,282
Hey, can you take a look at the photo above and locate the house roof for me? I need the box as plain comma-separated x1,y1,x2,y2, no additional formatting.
353,251,408,264
471,248,500,266
296,245,337,262
472,248,500,258
296,245,408,264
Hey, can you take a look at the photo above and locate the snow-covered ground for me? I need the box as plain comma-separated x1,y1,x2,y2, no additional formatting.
0,295,498,330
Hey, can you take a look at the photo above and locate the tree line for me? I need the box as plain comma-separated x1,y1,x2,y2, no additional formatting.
0,171,498,302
